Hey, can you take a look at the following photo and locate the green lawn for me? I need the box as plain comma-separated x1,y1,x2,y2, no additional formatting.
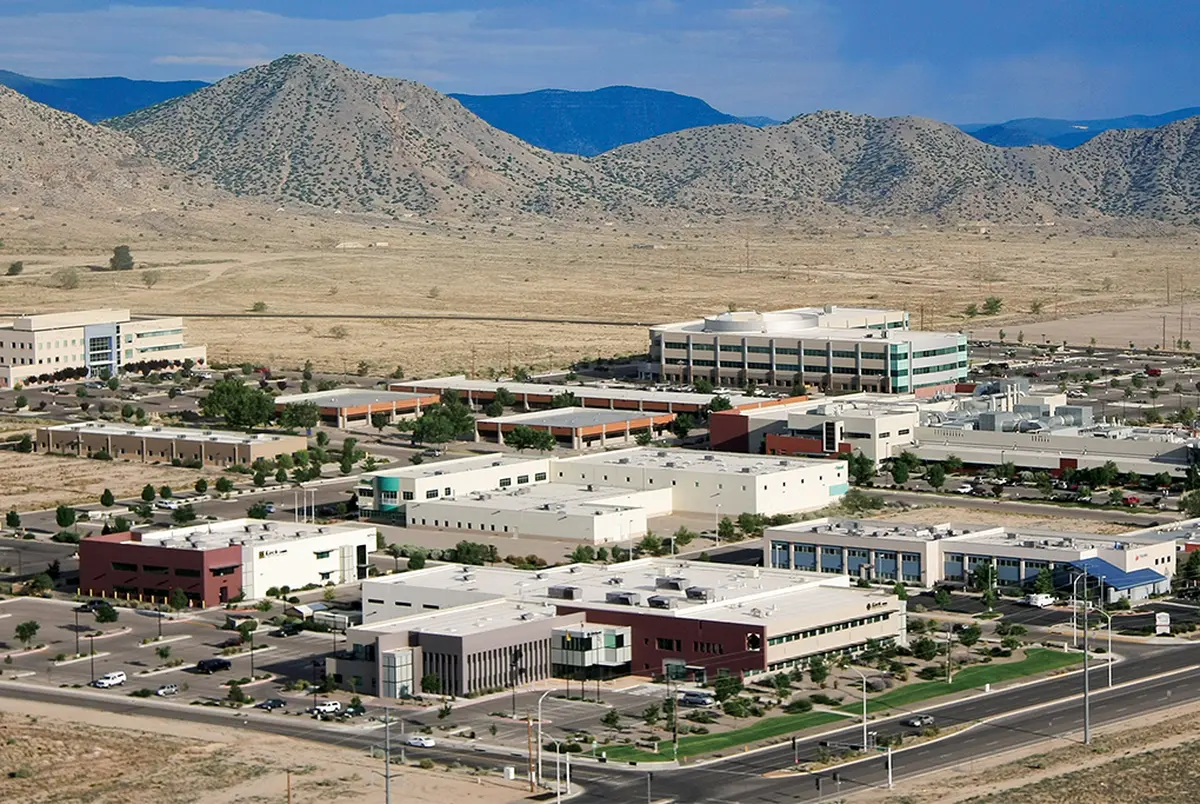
842,648,1085,715
601,710,848,763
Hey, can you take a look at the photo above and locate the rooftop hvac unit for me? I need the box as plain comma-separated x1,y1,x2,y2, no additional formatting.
492,461,502,466
647,595,675,610
433,470,443,476
520,612,536,621
605,591,640,606
740,467,753,473
548,585,582,600
1022,541,1037,548
657,451,668,457
606,576,624,585
685,586,715,602
618,457,630,464
665,461,676,468
704,454,715,461
655,576,687,591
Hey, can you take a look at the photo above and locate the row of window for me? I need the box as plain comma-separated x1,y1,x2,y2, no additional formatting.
765,612,893,646
911,360,968,376
111,562,204,578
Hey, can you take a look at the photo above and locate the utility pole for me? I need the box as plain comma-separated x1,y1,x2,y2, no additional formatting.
74,610,80,656
88,634,96,684
1083,567,1091,745
646,772,653,804
384,706,391,804
286,769,292,804
945,622,953,683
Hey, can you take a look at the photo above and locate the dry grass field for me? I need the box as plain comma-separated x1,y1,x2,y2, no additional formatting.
0,697,528,804
874,505,1134,535
864,701,1200,803
0,452,218,512
3,224,1199,378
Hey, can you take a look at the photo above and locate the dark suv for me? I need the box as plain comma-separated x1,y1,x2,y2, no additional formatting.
196,658,233,674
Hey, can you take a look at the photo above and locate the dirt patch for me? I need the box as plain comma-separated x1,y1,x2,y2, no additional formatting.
873,505,1134,535
858,699,1200,803
0,695,529,804
0,451,219,511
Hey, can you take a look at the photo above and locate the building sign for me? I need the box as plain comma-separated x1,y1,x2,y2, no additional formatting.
866,601,889,611
258,548,288,559
1155,612,1171,635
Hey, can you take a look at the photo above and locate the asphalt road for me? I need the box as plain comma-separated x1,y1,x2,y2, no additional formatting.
3,643,1198,803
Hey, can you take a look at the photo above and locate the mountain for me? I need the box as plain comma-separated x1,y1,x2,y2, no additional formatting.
965,107,1200,149
593,109,1200,224
0,69,206,123
107,54,644,219
738,116,782,128
449,85,744,156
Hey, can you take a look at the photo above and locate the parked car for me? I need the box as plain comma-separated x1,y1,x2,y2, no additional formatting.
310,700,342,716
154,499,183,510
217,635,244,649
74,599,107,613
263,502,276,514
954,484,974,494
93,671,127,689
901,714,934,728
405,735,436,748
271,623,302,638
342,704,367,718
257,698,287,711
1022,593,1055,608
155,684,179,697
679,691,717,707
196,658,233,674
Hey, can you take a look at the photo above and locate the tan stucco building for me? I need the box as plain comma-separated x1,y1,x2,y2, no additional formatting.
38,422,307,467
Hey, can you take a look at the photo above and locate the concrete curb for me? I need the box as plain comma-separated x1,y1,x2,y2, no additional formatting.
136,635,192,648
54,651,111,667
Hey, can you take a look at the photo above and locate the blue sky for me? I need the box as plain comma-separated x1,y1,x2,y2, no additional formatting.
1,1,1197,122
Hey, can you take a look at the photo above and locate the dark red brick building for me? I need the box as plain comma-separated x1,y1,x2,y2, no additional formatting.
79,531,243,606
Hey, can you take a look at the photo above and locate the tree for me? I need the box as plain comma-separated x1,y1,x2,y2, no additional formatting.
717,516,736,542
963,303,978,318
713,675,743,701
957,624,982,650
772,672,793,699
407,551,427,571
1180,550,1200,583
5,510,19,529
642,702,661,727
892,582,908,601
171,504,197,524
159,485,173,499
110,245,134,271
911,636,938,661
94,603,119,624
195,478,208,494
1035,566,1055,595
944,454,964,474
890,461,910,485
237,619,258,645
971,562,997,592
693,377,714,394
670,413,696,439
247,501,269,519
13,432,32,453
156,645,172,662
601,708,621,729
421,672,441,695
636,532,665,557
6,260,23,276
275,467,288,484
846,452,875,486
106,376,119,392
142,269,161,288
253,471,266,488
54,266,80,289
55,504,76,530
1034,471,1054,497
26,573,53,594
14,620,39,648
808,656,829,687
709,395,733,413
570,545,596,563
934,587,952,609
168,588,189,611
369,412,390,433
215,476,234,496
100,488,115,508
504,425,554,452
280,402,321,431
672,526,696,549
925,463,946,490
1183,491,1200,519
201,379,275,429
634,430,654,446
251,301,267,313
550,390,578,409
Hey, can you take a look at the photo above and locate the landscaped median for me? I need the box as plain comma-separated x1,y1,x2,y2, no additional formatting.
600,711,849,764
843,647,1085,716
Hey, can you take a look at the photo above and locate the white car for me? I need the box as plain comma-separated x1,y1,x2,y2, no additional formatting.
310,700,342,715
155,683,179,697
93,671,127,688
405,735,436,748
154,499,182,510
901,714,935,728
954,484,974,494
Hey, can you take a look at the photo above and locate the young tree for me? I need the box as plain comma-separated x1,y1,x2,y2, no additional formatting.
717,516,736,542
713,675,743,701
5,510,20,529
636,532,665,557
370,412,390,433
911,636,938,661
168,587,189,611
642,702,661,727
55,504,76,530
957,624,982,651
100,488,115,507
601,708,621,729
708,395,733,413
925,463,946,490
247,501,270,519
892,582,908,601
215,476,234,496
772,672,792,699
253,471,266,488
14,620,40,648
672,526,696,549
670,413,696,439
94,603,119,624
141,484,156,502
109,244,134,271
808,656,830,687
16,433,32,453
635,430,653,446
159,485,173,499
982,296,1003,315
421,672,442,695
275,467,288,484
890,461,910,485
934,587,953,609
194,478,208,494
171,504,197,524
1034,566,1055,595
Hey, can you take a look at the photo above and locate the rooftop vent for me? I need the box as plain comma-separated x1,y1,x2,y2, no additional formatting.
520,612,536,621
605,591,640,606
657,451,668,457
606,576,624,586
647,595,675,610
548,585,582,601
740,467,753,473
704,454,715,461
618,457,630,464
685,586,715,602
535,571,547,580
655,576,687,591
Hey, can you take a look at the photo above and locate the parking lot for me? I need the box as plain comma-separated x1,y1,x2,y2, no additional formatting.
0,596,363,715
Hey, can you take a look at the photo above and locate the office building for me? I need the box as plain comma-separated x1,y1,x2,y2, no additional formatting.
274,388,440,429
764,517,1176,600
334,558,905,696
476,407,676,449
80,519,377,606
0,309,206,388
38,422,307,467
650,307,967,393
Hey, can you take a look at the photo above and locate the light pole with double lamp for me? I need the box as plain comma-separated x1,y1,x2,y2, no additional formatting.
847,666,869,749
1089,603,1114,688
536,688,553,787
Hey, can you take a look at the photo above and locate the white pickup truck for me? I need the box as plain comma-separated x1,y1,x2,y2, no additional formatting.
1022,593,1055,608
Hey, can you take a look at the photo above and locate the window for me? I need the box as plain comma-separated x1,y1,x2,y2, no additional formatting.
655,637,682,651
395,601,411,607
367,598,384,605
444,487,451,496
517,475,529,484
210,565,238,577
499,477,512,488
314,550,332,559
423,604,440,610
319,571,333,580
425,489,439,499
174,568,201,578
402,491,414,501
142,565,169,575
534,472,547,481
111,561,138,572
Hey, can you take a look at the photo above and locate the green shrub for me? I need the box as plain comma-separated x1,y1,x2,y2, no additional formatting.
783,697,813,714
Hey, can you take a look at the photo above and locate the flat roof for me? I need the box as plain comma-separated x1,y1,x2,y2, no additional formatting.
771,518,1173,551
480,407,669,429
366,558,888,626
43,421,301,446
393,375,761,408
359,598,569,638
360,453,542,481
416,482,643,515
105,518,373,551
274,389,435,409
559,446,832,475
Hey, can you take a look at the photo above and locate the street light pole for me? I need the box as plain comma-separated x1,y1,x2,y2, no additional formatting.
1071,571,1088,648
536,688,552,787
1080,568,1091,746
848,666,868,749
74,610,80,656
88,634,95,684
384,705,391,804
714,503,721,546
